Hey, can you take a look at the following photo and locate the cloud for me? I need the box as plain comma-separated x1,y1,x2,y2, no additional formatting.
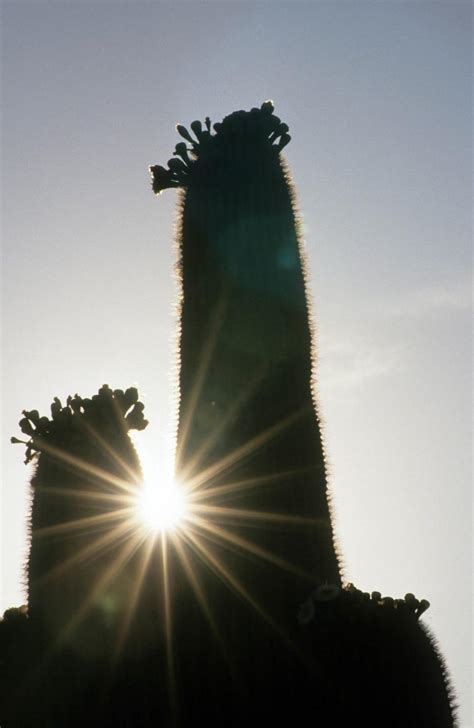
385,283,471,319
313,279,470,394
316,337,401,391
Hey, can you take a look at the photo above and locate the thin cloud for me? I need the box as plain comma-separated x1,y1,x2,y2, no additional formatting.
317,337,401,391
315,281,470,393
386,284,471,319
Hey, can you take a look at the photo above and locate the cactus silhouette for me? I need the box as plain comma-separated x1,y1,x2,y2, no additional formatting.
0,102,457,728
1,385,171,726
22,385,148,648
150,102,457,726
150,102,344,719
152,99,340,605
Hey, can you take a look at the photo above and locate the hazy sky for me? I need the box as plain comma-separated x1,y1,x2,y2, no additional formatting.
1,1,471,724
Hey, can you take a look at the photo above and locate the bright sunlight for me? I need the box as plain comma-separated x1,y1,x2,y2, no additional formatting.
136,480,187,534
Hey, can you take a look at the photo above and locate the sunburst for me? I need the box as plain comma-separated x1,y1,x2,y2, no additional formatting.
134,479,187,534
20,394,323,701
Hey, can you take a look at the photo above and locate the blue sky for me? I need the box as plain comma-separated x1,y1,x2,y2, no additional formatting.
1,1,471,723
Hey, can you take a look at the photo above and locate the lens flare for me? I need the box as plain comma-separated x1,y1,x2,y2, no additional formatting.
136,480,187,534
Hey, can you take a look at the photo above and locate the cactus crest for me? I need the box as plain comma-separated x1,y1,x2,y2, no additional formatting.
150,101,291,194
12,384,148,465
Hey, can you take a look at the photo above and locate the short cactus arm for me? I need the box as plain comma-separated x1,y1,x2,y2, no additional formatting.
12,385,148,654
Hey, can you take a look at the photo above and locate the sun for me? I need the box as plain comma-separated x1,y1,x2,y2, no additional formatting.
136,479,187,534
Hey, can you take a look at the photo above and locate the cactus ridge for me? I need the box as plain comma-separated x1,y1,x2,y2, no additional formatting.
150,100,291,194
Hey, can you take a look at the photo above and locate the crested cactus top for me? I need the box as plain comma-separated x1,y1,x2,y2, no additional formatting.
150,100,291,194
11,384,148,464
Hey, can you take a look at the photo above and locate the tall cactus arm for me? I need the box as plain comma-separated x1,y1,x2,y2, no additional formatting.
150,103,341,631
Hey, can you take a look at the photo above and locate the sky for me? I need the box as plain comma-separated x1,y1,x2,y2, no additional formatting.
1,1,472,724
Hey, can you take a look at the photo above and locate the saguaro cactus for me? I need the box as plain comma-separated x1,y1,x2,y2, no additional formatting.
151,102,457,726
15,384,148,652
0,101,457,728
151,102,340,621
3,386,161,727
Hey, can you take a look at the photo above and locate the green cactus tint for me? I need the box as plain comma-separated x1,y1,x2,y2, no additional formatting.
0,102,456,728
151,102,341,629
150,102,457,727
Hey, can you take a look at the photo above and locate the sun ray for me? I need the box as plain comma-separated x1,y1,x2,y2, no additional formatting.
31,436,139,496
186,513,314,582
180,529,308,668
55,527,149,648
187,465,319,504
32,518,139,587
112,532,158,662
75,520,145,568
18,527,153,707
170,533,225,653
190,503,326,528
32,505,136,539
183,406,309,495
182,529,282,634
24,393,322,697
178,364,265,484
175,295,228,470
79,416,144,485
32,484,137,506
160,532,177,723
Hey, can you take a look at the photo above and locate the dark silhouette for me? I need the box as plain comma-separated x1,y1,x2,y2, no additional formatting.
149,102,457,726
150,102,343,721
24,386,147,647
1,103,457,727
1,386,172,726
